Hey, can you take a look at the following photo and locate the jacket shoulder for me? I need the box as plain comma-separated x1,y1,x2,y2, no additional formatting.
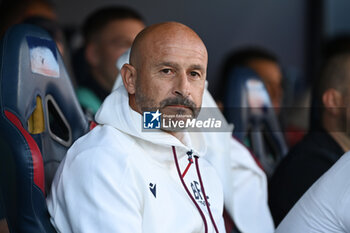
62,125,139,181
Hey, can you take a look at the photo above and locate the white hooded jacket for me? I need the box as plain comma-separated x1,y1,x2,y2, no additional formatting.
113,52,274,233
47,86,226,233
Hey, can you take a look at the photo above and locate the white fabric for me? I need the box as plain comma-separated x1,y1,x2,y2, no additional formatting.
112,50,274,233
276,151,350,233
47,86,226,233
201,87,274,233
112,48,129,91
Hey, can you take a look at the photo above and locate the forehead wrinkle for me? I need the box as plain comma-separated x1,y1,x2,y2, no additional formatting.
159,43,207,57
153,42,208,67
130,22,208,68
156,62,180,69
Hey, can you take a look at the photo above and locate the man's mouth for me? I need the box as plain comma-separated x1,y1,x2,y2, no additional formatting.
159,96,198,117
166,105,190,109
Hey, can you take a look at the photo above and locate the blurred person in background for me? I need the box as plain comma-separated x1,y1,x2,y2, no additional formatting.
73,6,145,116
218,47,310,148
217,47,283,111
0,0,56,38
269,53,350,226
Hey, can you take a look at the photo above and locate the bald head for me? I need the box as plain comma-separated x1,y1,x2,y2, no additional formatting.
130,22,208,68
121,21,208,122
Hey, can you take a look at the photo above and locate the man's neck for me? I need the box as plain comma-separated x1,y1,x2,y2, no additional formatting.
323,114,350,152
328,131,350,152
168,131,187,145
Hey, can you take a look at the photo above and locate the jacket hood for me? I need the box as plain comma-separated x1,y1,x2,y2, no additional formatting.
95,86,207,157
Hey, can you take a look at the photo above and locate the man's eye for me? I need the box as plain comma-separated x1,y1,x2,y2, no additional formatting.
161,69,172,74
190,71,200,77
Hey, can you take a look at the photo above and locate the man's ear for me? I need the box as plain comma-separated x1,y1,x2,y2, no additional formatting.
121,64,137,94
85,43,99,67
322,88,343,116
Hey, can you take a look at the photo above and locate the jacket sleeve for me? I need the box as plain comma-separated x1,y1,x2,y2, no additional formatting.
201,88,275,233
47,146,142,233
268,149,337,225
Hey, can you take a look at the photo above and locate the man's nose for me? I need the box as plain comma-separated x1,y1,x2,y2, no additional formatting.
173,71,190,97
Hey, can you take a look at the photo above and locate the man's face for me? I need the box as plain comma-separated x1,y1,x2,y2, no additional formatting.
248,59,283,109
92,19,145,88
133,33,207,120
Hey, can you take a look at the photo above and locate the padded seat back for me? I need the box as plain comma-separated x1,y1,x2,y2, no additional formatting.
223,67,288,176
0,24,89,232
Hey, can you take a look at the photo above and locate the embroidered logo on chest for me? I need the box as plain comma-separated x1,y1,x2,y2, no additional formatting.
190,181,210,207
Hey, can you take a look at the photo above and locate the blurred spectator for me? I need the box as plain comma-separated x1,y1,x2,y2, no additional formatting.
269,53,350,225
309,34,350,131
0,0,56,38
217,47,289,176
218,47,310,148
218,47,283,110
74,6,145,115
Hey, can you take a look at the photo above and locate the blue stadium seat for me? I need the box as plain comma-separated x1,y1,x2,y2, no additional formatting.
223,67,288,176
0,24,89,232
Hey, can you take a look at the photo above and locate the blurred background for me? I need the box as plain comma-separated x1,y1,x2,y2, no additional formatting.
47,0,349,97
2,0,350,98
55,0,309,94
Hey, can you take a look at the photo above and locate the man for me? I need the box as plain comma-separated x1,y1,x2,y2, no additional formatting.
113,50,275,232
75,6,145,114
275,151,350,232
47,22,225,233
218,47,283,110
269,53,350,225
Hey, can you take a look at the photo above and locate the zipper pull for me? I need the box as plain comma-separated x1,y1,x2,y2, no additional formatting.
187,150,193,164
182,150,193,178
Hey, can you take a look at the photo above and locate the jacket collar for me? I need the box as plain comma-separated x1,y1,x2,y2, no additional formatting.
95,86,207,159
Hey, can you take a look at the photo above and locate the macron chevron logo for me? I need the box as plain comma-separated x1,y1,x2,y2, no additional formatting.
149,183,156,198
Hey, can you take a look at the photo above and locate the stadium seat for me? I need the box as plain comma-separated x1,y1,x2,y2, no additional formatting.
223,67,288,176
0,24,89,232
